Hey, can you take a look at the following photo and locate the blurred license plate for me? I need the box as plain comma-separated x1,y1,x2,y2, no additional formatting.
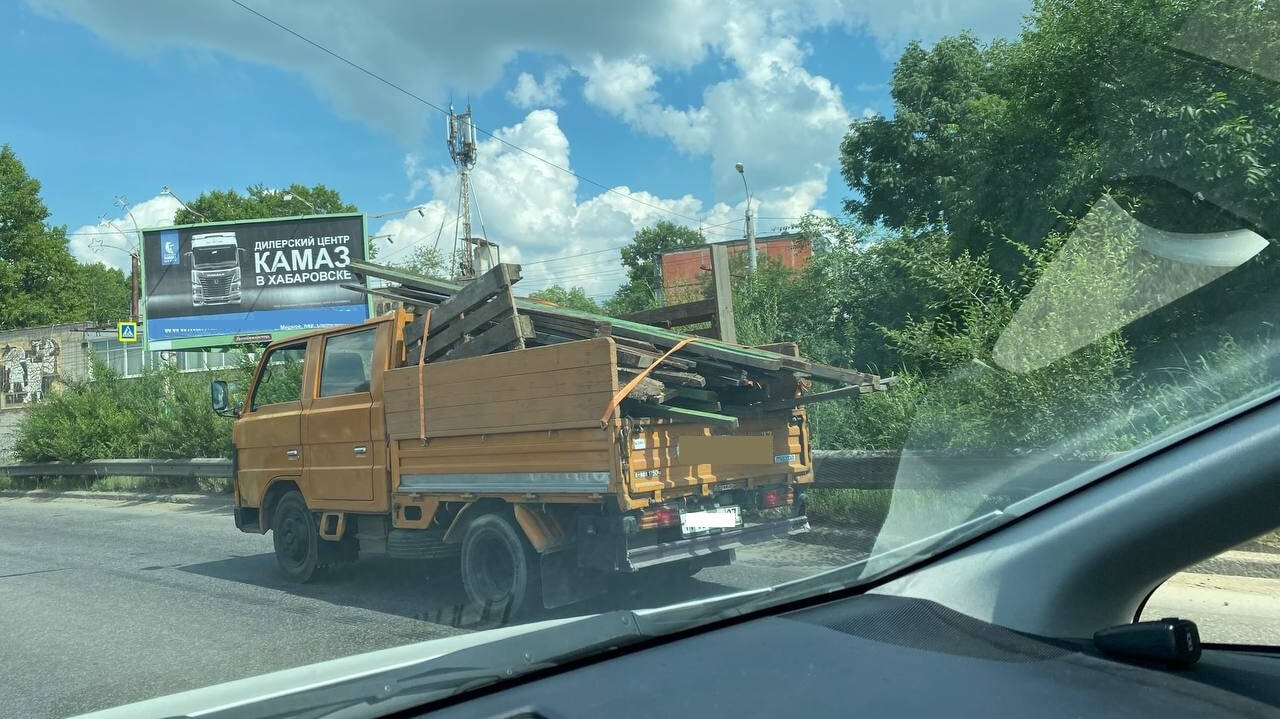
681,506,741,535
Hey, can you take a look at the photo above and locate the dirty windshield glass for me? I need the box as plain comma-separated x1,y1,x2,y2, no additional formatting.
3,1,1280,717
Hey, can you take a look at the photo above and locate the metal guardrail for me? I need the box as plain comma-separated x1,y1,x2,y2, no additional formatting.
809,450,1114,493
0,458,232,478
0,451,1111,492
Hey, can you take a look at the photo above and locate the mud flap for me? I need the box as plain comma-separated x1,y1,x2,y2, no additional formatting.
541,548,606,609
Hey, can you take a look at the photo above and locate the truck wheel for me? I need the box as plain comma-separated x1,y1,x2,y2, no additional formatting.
461,513,540,619
272,492,319,583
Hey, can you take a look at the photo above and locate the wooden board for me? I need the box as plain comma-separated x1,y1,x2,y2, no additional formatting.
709,243,736,343
384,337,615,391
386,390,615,439
405,263,521,342
621,298,716,327
624,403,738,428
444,315,534,360
384,364,614,413
382,337,618,439
760,384,867,410
755,342,799,357
531,314,609,338
408,293,515,361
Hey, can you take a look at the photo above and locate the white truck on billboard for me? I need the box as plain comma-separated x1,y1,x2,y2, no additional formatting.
188,232,244,306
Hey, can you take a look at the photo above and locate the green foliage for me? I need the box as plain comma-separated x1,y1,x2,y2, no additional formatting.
74,262,133,325
840,0,1280,268
389,245,449,279
528,285,602,314
0,144,130,329
14,356,236,462
604,221,705,315
173,183,357,224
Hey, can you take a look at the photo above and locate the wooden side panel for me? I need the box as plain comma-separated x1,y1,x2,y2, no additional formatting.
395,427,615,480
383,337,617,439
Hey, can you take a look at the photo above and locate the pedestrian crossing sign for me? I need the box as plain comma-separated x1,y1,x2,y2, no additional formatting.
118,321,138,343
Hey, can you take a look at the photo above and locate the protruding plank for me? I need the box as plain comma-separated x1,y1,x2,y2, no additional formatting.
444,315,534,361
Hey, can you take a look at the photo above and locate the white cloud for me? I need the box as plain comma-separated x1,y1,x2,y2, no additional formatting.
41,0,1030,286
579,16,848,213
28,0,1027,144
67,194,181,271
375,110,742,298
507,66,569,109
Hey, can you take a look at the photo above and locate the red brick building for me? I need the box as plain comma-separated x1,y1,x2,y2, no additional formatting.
659,233,811,295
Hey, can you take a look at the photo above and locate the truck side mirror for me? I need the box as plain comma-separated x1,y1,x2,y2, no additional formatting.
211,380,230,414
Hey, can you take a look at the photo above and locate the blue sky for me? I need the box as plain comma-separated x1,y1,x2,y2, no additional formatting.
2,0,1027,297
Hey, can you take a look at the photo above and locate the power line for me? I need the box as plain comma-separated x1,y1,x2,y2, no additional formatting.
229,0,717,228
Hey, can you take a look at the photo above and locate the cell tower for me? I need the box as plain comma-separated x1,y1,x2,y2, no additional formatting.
447,104,498,280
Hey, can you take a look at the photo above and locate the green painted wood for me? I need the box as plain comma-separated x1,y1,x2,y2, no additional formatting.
625,402,739,428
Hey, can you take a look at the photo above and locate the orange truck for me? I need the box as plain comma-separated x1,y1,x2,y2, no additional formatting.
211,310,814,613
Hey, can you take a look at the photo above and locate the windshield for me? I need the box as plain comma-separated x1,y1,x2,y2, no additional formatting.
191,245,238,267
4,1,1280,717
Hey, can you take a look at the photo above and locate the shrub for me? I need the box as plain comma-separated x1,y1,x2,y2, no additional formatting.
14,356,237,462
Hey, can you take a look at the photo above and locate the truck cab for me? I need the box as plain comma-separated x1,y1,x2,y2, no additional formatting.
188,232,243,306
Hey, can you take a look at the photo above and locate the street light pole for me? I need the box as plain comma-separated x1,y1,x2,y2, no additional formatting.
101,216,141,323
735,162,757,273
160,186,207,222
283,192,319,214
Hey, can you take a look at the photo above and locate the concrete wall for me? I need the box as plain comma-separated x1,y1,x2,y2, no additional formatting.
0,321,104,458
0,405,28,460
660,233,812,298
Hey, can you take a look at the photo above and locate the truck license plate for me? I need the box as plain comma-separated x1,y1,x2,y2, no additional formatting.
680,506,741,535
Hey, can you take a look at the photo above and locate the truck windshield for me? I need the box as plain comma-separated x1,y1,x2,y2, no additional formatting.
192,246,238,266
7,2,1280,718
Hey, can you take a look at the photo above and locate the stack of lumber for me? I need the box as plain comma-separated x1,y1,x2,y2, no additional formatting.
346,260,893,429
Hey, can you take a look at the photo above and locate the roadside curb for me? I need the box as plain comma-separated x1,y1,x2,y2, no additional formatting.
0,488,233,506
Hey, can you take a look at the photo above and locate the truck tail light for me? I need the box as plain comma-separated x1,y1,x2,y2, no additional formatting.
638,506,681,530
760,486,789,509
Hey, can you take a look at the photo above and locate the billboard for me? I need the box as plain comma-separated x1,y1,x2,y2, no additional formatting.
141,213,369,349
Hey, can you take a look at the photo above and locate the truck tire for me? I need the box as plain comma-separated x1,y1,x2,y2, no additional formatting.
461,513,540,619
272,492,319,583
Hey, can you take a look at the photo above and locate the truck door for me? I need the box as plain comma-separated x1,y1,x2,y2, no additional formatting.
236,342,308,507
303,326,378,502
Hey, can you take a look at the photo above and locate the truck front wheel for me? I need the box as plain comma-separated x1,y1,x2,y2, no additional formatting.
272,492,319,583
460,513,540,619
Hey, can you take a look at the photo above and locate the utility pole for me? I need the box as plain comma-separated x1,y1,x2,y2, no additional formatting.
735,162,757,273
131,253,140,322
100,216,141,322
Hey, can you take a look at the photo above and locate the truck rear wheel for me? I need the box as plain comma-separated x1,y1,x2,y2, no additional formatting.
461,513,540,618
272,492,319,583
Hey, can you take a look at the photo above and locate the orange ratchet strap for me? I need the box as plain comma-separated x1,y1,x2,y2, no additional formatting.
417,308,433,442
599,336,699,429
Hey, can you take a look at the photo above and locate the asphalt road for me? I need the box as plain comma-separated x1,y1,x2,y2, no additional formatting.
2,495,1276,719
0,496,851,719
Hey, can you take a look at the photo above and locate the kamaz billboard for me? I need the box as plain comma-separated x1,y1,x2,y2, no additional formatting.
141,213,369,350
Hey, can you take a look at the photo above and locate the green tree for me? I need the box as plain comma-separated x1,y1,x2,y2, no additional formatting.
173,183,357,224
75,262,133,325
0,144,130,328
528,285,601,314
604,221,704,315
389,245,449,279
840,0,1280,268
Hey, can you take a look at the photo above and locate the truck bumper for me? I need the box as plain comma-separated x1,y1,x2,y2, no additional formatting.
624,515,810,571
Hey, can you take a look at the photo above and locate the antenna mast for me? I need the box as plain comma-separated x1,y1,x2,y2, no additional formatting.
447,104,497,280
